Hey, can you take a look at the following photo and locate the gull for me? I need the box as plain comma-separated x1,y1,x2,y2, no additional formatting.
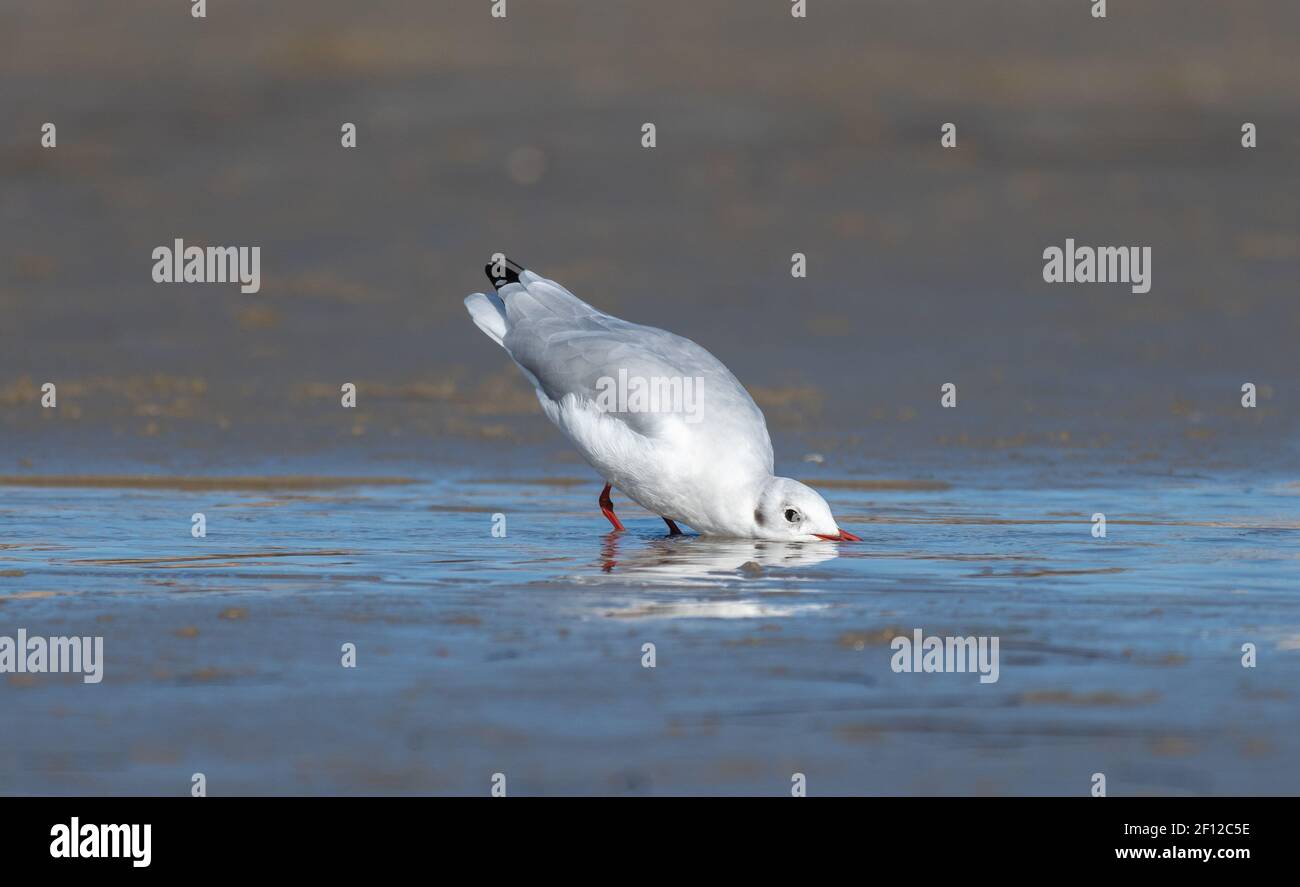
464,257,861,541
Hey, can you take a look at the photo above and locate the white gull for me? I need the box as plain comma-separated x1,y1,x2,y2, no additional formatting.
464,257,860,542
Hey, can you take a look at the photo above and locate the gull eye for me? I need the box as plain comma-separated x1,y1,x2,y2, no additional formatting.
784,508,800,523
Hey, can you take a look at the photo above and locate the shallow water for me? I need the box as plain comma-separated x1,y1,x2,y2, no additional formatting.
2,465,1297,795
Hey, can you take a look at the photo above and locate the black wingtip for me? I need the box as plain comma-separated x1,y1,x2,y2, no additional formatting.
484,256,526,290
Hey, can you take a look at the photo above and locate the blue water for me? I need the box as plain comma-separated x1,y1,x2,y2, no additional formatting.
2,467,1297,795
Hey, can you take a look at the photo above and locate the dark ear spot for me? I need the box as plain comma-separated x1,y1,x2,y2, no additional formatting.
753,508,765,526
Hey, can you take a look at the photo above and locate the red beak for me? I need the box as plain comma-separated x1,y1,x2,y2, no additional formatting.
814,528,862,542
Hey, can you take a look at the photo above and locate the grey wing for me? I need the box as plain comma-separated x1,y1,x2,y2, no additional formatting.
500,273,773,467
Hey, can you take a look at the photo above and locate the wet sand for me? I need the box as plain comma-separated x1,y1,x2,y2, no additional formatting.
3,1,1298,471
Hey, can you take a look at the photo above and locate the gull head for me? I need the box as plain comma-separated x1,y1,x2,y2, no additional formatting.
752,477,861,542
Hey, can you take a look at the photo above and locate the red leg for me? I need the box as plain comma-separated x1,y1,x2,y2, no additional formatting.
663,518,682,536
599,483,626,531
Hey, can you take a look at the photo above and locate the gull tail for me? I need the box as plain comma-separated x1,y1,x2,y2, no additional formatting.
464,289,509,346
465,255,525,346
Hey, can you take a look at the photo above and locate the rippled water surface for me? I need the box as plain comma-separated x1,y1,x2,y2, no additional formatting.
3,466,1297,795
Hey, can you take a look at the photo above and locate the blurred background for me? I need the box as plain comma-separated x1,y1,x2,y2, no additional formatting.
2,0,1296,478
2,0,1300,799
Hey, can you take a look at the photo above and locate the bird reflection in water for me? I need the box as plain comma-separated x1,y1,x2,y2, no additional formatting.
597,531,842,581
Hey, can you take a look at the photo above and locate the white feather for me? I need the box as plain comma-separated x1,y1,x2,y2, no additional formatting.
463,292,507,346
